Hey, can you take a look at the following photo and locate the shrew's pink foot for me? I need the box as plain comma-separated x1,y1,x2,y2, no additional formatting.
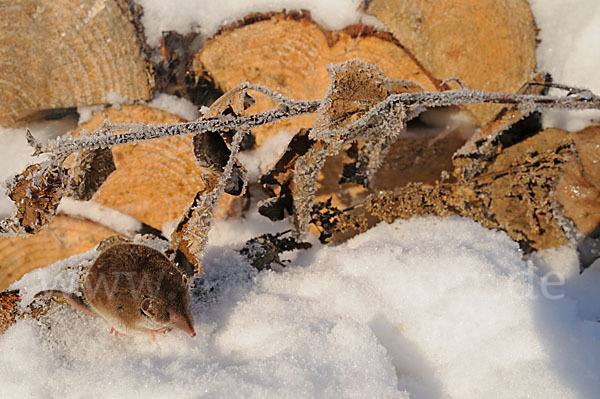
110,327,125,338
148,327,170,342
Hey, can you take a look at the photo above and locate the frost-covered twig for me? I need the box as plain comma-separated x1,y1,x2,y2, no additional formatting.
30,83,600,161
391,89,600,111
243,83,297,107
35,99,320,159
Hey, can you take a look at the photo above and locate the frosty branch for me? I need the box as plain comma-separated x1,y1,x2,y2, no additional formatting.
27,99,321,159
5,60,600,246
27,82,600,161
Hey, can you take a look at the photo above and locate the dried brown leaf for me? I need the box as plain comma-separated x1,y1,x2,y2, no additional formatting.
193,132,231,171
67,148,116,201
239,230,311,271
312,60,389,147
0,289,20,334
6,162,66,234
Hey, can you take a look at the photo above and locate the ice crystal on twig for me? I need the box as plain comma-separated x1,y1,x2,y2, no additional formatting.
291,143,328,234
34,99,320,160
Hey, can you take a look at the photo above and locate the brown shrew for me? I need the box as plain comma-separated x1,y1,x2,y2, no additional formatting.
35,243,196,341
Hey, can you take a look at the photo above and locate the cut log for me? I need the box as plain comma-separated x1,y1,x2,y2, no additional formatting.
484,128,571,249
364,0,537,126
0,0,154,126
0,215,117,291
368,104,478,191
73,104,243,230
192,11,440,145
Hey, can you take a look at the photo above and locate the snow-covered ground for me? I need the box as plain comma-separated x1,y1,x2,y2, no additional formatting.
3,217,600,398
1,1,600,398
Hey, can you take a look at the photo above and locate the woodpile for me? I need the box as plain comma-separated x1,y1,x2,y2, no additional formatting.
0,0,598,317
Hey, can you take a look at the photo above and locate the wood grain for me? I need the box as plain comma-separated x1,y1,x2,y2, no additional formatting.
365,0,537,125
0,0,153,126
193,12,439,145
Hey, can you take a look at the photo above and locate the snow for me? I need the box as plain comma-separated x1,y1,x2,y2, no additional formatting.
105,91,131,106
0,116,77,218
77,104,105,124
148,94,200,121
77,93,200,126
134,0,364,46
237,129,296,181
529,0,600,131
1,1,600,398
57,198,143,236
2,217,600,398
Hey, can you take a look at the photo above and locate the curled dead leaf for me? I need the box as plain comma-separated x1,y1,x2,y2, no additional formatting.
5,162,66,234
67,148,116,201
0,290,20,334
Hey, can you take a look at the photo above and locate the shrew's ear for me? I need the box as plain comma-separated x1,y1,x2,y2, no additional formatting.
140,297,158,318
